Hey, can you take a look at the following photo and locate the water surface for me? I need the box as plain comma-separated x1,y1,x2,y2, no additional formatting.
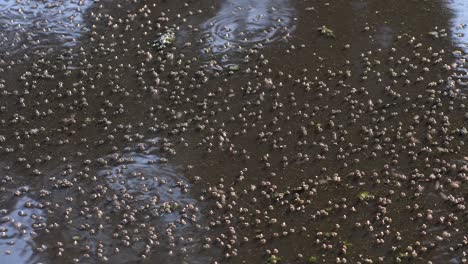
0,0,466,263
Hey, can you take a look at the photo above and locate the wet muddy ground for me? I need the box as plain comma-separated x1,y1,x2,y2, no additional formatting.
0,0,467,263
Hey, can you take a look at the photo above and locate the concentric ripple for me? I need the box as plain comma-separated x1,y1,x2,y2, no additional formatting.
94,140,217,263
201,0,296,54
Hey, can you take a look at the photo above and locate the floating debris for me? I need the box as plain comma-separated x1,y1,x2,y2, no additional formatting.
226,64,240,71
0,0,466,263
357,191,375,201
266,255,282,264
317,25,336,38
153,29,176,50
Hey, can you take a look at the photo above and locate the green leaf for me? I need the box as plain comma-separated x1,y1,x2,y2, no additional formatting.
317,26,336,38
357,191,375,201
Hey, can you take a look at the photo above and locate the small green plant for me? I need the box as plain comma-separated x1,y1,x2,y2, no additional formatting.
341,240,352,247
317,26,336,38
357,191,375,201
266,255,282,264
153,29,176,50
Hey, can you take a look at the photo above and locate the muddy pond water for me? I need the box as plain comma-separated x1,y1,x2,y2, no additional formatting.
0,0,466,263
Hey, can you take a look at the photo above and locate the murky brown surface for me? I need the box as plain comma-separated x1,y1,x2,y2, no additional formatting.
0,0,467,263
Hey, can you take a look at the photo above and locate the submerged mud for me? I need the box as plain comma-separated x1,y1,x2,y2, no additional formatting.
0,0,467,263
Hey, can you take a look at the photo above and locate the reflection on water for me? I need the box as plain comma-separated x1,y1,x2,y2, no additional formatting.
351,0,368,13
0,0,91,54
201,0,296,59
446,0,468,90
446,0,468,49
100,151,196,223
0,195,45,263
96,140,215,263
375,25,394,49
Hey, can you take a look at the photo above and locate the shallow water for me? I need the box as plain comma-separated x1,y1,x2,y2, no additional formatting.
0,0,466,263
447,0,468,49
0,0,91,55
91,141,216,263
446,0,468,91
0,195,45,264
200,0,296,59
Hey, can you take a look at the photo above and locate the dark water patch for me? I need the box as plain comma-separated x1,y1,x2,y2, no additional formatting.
0,0,466,263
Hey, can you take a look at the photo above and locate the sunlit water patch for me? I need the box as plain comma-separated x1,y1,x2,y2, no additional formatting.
200,0,296,61
0,194,45,263
0,0,92,55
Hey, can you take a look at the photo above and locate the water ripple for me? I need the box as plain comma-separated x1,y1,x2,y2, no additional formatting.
0,0,92,55
201,0,296,55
